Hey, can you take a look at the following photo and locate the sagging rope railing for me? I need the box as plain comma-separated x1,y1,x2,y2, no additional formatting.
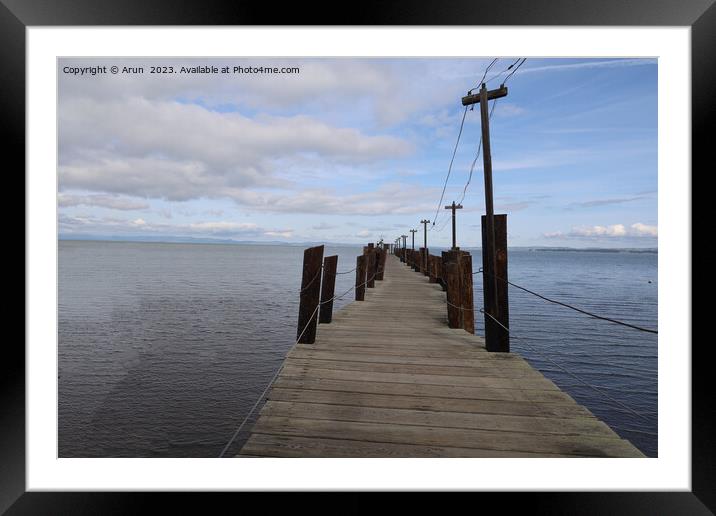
405,251,657,336
299,265,323,293
218,252,381,458
479,308,653,423
446,268,658,334
407,248,656,430
299,265,357,292
475,268,658,335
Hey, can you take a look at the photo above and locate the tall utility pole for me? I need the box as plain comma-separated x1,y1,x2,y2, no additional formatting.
444,201,463,250
462,83,509,350
401,234,407,252
420,219,430,272
409,228,418,250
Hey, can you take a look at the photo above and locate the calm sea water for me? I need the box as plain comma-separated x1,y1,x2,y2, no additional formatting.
58,240,657,457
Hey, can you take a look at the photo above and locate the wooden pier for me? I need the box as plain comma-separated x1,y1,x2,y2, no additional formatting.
238,253,644,458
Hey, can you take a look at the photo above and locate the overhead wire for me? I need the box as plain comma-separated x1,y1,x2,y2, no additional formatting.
483,57,521,85
471,58,498,91
478,269,658,334
431,59,501,231
503,58,527,84
456,97,499,208
431,106,468,229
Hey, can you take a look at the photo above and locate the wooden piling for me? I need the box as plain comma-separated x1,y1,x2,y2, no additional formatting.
319,255,338,324
366,251,376,288
428,255,438,283
459,252,475,335
377,248,387,281
241,253,645,459
372,247,380,279
445,260,462,328
355,254,366,301
438,255,445,288
439,251,450,292
481,214,510,352
297,245,324,344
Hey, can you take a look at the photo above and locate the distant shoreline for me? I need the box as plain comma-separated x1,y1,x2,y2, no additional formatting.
58,235,657,253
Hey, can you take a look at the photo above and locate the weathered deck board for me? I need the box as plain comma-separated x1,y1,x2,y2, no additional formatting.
283,357,545,378
267,388,596,419
238,254,644,458
240,434,580,458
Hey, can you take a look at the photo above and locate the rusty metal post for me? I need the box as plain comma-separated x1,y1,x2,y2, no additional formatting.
297,245,324,343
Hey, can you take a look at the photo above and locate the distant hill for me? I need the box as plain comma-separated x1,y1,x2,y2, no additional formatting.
59,235,656,253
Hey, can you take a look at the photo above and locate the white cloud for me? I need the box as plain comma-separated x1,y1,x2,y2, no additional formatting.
264,230,294,238
59,58,486,127
312,222,338,230
188,221,258,231
544,222,657,240
60,59,397,110
630,222,658,237
59,214,291,240
578,224,626,237
58,193,149,210
59,97,413,201
222,182,439,216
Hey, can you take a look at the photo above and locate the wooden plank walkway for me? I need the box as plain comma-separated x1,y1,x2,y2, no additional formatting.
238,254,644,458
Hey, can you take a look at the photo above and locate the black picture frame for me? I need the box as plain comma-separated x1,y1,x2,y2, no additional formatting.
5,0,709,513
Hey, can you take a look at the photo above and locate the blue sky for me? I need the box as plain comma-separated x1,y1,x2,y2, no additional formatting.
58,57,657,248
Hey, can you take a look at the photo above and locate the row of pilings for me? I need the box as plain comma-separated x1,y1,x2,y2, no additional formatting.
296,242,389,344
